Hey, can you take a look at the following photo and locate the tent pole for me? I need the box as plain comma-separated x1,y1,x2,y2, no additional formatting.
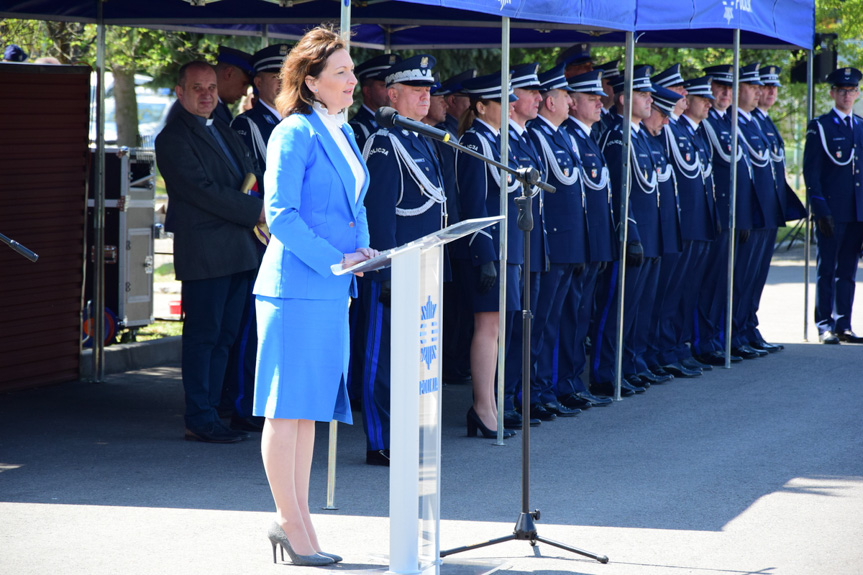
91,0,107,382
803,49,814,342
495,17,511,444
261,24,268,48
613,31,635,401
724,29,740,369
340,0,351,47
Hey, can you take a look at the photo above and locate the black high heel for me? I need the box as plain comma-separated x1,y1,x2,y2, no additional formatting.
466,407,515,438
267,522,334,566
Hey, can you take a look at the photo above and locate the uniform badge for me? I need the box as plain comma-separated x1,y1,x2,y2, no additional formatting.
591,168,598,179
563,167,570,176
421,56,429,68
685,153,691,161
837,151,843,158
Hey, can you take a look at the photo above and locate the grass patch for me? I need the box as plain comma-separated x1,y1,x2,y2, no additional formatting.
121,320,183,343
154,262,175,281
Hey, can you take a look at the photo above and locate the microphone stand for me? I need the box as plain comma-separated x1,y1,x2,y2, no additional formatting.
1,232,39,262
421,130,607,565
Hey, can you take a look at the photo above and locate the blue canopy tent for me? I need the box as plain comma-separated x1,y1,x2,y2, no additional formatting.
1,0,815,390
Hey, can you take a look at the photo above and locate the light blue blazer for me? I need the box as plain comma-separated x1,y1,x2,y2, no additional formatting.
254,111,370,300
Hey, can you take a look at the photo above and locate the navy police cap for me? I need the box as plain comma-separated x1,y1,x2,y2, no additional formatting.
511,63,541,91
436,69,477,97
652,64,685,88
702,64,733,86
567,70,606,96
251,44,290,74
385,54,436,87
356,53,402,82
557,42,592,67
461,72,517,102
828,67,863,88
611,65,656,94
760,65,782,87
740,62,764,85
217,46,254,75
593,60,620,81
682,76,715,100
3,44,28,62
651,84,684,116
538,64,573,93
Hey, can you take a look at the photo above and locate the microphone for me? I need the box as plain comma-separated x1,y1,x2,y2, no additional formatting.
375,106,451,143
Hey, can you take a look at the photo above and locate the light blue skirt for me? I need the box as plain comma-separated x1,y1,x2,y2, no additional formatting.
253,295,353,424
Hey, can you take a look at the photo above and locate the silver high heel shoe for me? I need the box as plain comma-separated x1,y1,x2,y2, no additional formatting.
317,551,343,563
267,522,334,566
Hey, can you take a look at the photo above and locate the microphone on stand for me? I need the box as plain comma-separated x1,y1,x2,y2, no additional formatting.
375,106,451,143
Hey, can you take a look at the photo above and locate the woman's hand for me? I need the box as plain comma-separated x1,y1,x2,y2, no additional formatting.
341,248,381,277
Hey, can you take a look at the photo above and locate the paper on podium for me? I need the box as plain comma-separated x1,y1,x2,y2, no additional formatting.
330,215,504,276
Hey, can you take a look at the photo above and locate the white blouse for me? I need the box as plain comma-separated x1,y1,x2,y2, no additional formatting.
312,102,366,201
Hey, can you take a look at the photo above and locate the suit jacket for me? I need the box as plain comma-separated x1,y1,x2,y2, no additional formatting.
602,123,662,258
647,129,683,254
231,102,281,186
254,111,370,300
803,109,863,223
363,124,448,280
527,116,590,264
509,122,548,272
667,116,717,242
703,108,756,231
563,117,618,262
738,111,784,229
155,107,263,282
348,105,378,152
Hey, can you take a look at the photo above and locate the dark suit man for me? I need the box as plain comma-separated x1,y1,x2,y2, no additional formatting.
155,61,264,443
349,54,402,151
803,67,863,344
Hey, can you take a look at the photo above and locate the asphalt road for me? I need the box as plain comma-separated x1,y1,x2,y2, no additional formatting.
1,244,862,575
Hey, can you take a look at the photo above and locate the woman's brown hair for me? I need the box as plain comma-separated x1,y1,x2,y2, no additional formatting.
458,98,492,138
275,25,346,117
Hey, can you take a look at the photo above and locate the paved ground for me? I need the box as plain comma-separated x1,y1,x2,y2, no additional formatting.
1,245,862,575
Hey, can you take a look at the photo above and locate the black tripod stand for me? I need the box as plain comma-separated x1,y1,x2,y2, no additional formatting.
439,169,608,565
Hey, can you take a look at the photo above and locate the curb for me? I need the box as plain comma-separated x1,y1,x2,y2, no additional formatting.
79,336,182,379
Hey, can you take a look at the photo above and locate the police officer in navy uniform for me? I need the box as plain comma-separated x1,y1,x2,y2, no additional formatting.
231,44,289,183
554,70,617,406
662,77,720,369
730,63,783,359
523,65,588,421
750,65,796,352
638,84,684,384
592,66,660,396
695,64,755,366
456,72,519,439
803,66,863,344
591,60,622,141
436,70,477,138
502,63,549,428
361,55,448,465
214,46,254,125
219,44,289,432
350,53,402,151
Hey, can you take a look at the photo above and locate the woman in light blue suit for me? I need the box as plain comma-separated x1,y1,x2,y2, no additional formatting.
253,27,377,567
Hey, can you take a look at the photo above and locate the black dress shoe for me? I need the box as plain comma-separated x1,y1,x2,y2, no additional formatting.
819,330,840,344
625,374,649,389
543,401,581,417
694,353,725,366
366,449,391,466
230,416,265,432
503,409,523,429
530,404,557,421
637,370,673,384
558,392,592,410
741,344,768,357
650,366,673,377
185,423,244,444
621,379,646,394
731,345,760,359
750,340,783,353
681,357,712,371
837,330,863,344
577,391,613,406
662,362,702,378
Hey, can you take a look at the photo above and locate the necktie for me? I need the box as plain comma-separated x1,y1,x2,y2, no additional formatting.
846,116,853,130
